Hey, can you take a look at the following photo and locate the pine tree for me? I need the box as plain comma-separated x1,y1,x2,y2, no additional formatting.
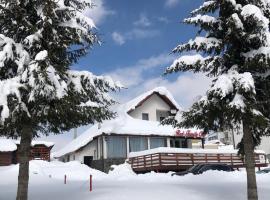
0,1,121,199
164,1,270,200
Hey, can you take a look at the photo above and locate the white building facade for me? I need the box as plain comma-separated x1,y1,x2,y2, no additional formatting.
54,87,204,172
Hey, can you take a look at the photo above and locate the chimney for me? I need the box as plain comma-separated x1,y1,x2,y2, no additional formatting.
73,128,77,139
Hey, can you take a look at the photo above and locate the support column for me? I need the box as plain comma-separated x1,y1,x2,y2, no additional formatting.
167,138,171,147
126,136,130,157
102,136,107,159
147,137,151,149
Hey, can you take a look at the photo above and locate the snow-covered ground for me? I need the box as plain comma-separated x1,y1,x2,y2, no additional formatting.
0,161,269,200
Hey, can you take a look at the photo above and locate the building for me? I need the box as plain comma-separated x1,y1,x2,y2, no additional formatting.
0,139,54,166
0,139,17,166
206,128,270,158
54,87,204,172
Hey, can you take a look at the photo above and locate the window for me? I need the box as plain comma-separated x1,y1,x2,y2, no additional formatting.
107,136,127,158
73,155,76,160
142,113,149,120
156,110,169,122
129,137,148,152
150,137,166,149
170,138,188,148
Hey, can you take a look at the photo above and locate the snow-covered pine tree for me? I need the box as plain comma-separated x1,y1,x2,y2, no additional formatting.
0,1,121,199
164,1,270,200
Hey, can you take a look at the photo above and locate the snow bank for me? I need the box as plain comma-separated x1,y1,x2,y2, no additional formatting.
108,162,137,179
0,160,105,181
33,160,105,181
0,160,270,200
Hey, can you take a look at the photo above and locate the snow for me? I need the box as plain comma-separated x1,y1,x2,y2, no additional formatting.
185,15,218,25
191,1,216,15
0,139,17,152
209,69,255,100
0,77,23,121
229,93,245,110
167,54,209,73
54,111,201,158
124,86,182,112
0,1,120,123
205,139,225,145
128,147,265,158
243,46,270,59
231,13,244,30
0,139,54,150
211,74,234,98
35,50,48,61
241,4,269,30
108,162,136,178
173,37,222,52
0,160,270,200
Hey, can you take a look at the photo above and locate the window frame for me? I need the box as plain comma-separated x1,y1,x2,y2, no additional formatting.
142,113,149,121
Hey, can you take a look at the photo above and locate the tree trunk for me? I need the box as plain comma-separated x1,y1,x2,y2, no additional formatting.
243,121,258,200
16,126,32,200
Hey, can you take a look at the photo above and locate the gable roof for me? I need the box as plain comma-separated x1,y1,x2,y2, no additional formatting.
124,87,182,113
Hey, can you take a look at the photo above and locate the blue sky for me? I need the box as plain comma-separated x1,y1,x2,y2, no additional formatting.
43,0,212,151
78,0,202,73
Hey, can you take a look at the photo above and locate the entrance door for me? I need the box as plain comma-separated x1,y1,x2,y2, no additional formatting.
170,138,188,148
84,156,93,167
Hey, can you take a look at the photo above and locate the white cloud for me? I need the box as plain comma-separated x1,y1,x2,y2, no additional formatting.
165,0,180,8
134,14,152,27
127,28,160,39
84,0,114,25
157,16,170,24
112,32,125,45
112,28,160,45
106,53,212,109
140,74,211,108
107,53,176,87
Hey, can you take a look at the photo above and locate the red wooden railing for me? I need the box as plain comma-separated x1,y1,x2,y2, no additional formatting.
129,152,268,173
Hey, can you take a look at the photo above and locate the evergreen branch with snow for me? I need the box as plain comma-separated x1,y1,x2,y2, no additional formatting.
0,0,121,137
165,0,270,155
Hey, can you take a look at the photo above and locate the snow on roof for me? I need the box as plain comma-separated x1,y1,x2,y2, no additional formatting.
54,109,201,158
128,147,266,158
0,138,54,151
205,140,225,145
14,140,54,147
0,139,17,152
124,87,182,113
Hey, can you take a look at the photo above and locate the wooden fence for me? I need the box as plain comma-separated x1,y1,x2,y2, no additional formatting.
129,152,268,173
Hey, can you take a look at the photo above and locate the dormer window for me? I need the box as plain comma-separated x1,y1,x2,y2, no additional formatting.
142,113,149,120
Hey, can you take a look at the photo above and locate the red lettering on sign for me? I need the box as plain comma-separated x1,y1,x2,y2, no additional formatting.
176,130,204,138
